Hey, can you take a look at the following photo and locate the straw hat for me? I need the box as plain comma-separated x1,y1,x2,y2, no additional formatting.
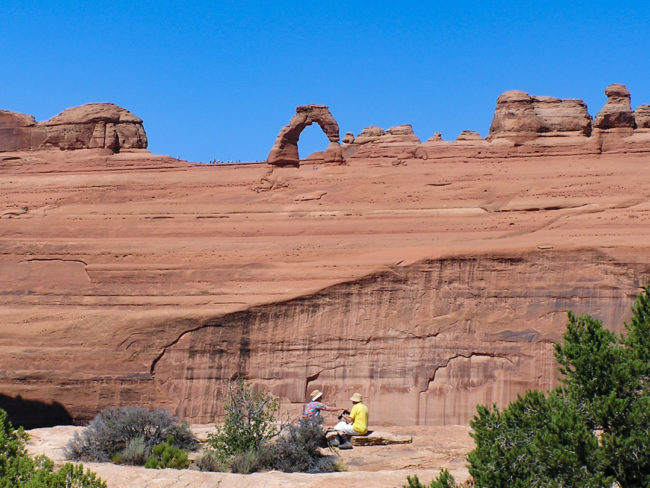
310,389,323,401
350,392,363,402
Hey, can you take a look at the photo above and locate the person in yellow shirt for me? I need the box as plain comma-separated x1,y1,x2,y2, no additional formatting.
332,392,369,449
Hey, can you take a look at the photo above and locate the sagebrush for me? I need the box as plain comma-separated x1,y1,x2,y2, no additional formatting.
65,406,197,464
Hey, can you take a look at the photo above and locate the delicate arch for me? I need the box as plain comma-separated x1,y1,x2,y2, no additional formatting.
267,104,343,166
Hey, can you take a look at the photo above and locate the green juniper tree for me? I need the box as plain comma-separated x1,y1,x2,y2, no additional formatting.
468,285,650,488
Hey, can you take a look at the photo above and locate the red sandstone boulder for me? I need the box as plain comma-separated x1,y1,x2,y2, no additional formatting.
353,126,385,144
41,103,148,151
488,90,591,142
594,84,635,129
378,124,421,144
456,130,484,141
342,132,355,144
0,110,45,152
635,105,650,129
0,103,147,152
267,104,341,166
425,132,443,143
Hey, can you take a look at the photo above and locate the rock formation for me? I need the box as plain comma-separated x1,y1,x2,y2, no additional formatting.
351,126,385,144
594,83,635,130
0,103,147,153
2,84,650,431
267,104,342,166
342,132,355,144
488,90,592,142
634,105,650,129
455,130,484,142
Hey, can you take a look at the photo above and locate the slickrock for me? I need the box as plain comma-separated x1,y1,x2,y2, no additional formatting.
267,104,341,166
0,103,147,152
26,425,472,487
594,83,636,130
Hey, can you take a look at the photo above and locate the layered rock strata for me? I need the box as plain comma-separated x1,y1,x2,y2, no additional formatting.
267,104,342,166
338,83,649,161
487,90,592,142
0,103,147,153
1,142,650,427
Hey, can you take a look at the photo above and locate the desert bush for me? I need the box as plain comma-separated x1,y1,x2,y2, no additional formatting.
405,469,456,488
206,378,279,458
119,436,149,466
264,416,335,473
229,449,263,474
195,450,228,472
0,408,106,487
144,437,190,469
66,406,197,463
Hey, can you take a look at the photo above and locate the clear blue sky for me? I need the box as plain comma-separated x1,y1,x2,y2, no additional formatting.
2,1,649,162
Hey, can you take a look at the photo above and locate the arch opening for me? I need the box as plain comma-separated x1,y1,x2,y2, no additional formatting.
298,123,332,160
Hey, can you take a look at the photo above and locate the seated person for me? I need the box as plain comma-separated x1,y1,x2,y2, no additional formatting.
332,392,368,449
302,389,344,419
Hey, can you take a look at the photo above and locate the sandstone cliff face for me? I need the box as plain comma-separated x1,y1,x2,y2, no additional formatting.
0,103,147,153
2,143,650,427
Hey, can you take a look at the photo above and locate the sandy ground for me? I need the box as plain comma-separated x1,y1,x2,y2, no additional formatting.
26,424,473,488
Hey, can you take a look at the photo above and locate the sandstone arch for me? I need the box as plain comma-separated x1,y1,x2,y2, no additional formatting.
267,104,343,166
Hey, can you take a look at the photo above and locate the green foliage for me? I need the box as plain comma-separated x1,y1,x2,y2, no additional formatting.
263,416,335,473
468,391,606,487
404,470,456,488
468,285,650,488
0,408,106,488
206,378,279,458
144,436,190,469
66,406,197,463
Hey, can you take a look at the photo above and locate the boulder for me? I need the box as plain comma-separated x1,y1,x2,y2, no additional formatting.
0,103,147,152
353,126,385,144
425,132,443,143
325,430,413,446
488,90,591,142
342,132,355,144
456,130,483,141
376,124,421,144
41,103,148,151
533,97,592,135
0,110,45,152
635,105,650,129
267,104,341,166
594,83,635,129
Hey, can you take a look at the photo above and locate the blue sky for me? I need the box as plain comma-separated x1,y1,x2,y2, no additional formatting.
2,1,649,162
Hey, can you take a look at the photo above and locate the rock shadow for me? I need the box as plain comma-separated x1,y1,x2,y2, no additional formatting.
0,393,72,429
